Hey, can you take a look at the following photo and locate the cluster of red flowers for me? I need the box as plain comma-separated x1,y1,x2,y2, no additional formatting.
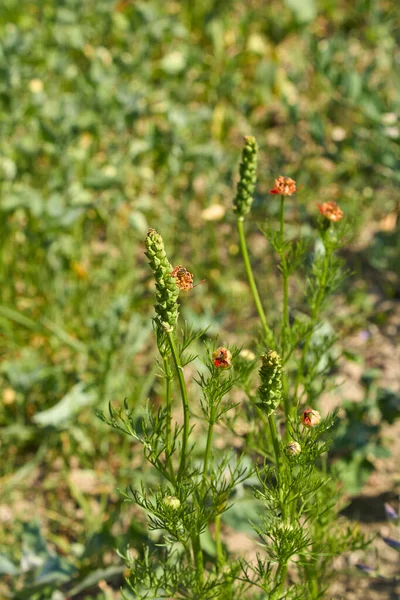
269,175,344,222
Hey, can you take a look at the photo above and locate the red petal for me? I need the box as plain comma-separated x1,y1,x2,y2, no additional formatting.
269,189,279,194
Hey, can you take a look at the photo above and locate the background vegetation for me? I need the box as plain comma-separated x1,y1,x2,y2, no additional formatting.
1,0,399,598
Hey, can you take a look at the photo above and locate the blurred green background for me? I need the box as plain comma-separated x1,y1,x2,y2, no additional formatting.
1,0,399,597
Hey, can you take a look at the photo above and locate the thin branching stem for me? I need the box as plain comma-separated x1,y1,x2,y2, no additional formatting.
237,217,274,344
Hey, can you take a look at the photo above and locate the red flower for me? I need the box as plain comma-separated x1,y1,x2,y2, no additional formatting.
212,347,232,369
270,176,297,196
317,201,344,222
301,408,321,428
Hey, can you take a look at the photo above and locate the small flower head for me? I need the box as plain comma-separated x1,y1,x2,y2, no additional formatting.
270,176,296,196
163,496,181,510
286,441,301,456
213,347,232,369
171,265,194,291
317,201,344,222
301,408,321,428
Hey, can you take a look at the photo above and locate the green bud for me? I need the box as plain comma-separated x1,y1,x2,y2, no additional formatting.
257,350,283,414
145,229,179,332
233,136,258,219
163,495,181,510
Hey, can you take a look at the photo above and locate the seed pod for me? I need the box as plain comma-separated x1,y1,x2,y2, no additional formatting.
145,229,179,332
233,136,258,219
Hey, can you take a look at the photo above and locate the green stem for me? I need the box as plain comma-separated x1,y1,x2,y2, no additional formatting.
237,217,274,344
293,241,331,407
279,196,291,419
163,356,176,483
191,533,205,587
279,195,290,355
268,413,281,484
202,419,214,491
215,514,223,570
167,331,190,481
275,561,289,598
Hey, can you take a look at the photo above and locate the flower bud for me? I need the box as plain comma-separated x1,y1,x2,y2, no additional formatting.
286,441,301,456
145,229,179,332
163,495,181,510
257,350,283,414
233,136,258,218
301,408,321,428
213,347,232,369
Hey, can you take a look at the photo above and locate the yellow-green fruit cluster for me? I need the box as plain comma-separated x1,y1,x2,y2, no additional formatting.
145,229,179,332
257,350,283,414
233,136,258,218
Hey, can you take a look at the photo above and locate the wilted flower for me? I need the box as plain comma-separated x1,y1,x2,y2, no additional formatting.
163,496,181,510
301,408,321,428
171,265,194,291
317,201,344,222
270,176,296,196
213,347,232,369
286,441,301,456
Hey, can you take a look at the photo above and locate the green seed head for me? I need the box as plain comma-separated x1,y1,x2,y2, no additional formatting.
233,136,258,219
257,350,283,414
145,229,179,332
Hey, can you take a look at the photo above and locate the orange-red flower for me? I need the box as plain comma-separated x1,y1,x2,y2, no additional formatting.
212,347,232,369
270,176,297,196
171,265,194,291
301,408,321,428
317,201,344,222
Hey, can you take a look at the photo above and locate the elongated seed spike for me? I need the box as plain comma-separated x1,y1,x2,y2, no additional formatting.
257,350,283,414
145,229,179,332
233,136,258,218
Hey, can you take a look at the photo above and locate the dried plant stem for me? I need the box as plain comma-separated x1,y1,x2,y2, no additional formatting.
237,217,273,343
